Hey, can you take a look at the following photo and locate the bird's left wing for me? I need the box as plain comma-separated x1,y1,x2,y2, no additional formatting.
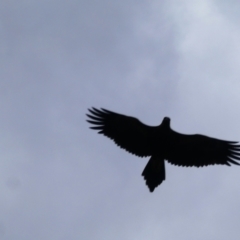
166,130,240,167
86,108,156,157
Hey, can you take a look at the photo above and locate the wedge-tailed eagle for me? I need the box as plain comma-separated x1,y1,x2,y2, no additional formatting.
86,107,240,192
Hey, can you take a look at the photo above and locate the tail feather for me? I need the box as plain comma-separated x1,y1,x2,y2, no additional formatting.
142,156,165,192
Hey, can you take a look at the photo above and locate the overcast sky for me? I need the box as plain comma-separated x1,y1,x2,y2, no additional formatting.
1,0,240,239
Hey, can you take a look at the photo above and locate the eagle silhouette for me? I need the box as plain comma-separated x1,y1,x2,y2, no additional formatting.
86,107,240,192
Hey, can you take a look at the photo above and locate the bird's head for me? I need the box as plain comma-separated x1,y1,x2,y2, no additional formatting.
161,117,171,128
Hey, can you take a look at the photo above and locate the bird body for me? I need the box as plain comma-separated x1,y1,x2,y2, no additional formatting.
87,107,240,192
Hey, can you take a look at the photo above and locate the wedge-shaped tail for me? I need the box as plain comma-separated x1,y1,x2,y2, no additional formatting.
142,156,165,192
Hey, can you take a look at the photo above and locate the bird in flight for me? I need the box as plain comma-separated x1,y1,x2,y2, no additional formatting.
86,107,240,192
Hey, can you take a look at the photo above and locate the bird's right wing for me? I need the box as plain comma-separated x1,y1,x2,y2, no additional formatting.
166,130,240,167
86,108,156,157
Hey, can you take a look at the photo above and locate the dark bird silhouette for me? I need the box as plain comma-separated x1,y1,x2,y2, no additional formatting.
86,107,240,192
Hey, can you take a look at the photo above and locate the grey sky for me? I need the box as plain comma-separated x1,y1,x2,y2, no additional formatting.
1,0,240,239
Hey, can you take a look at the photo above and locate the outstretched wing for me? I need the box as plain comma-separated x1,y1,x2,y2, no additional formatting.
166,130,240,167
86,108,156,157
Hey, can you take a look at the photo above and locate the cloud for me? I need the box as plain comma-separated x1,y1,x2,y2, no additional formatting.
0,0,240,239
